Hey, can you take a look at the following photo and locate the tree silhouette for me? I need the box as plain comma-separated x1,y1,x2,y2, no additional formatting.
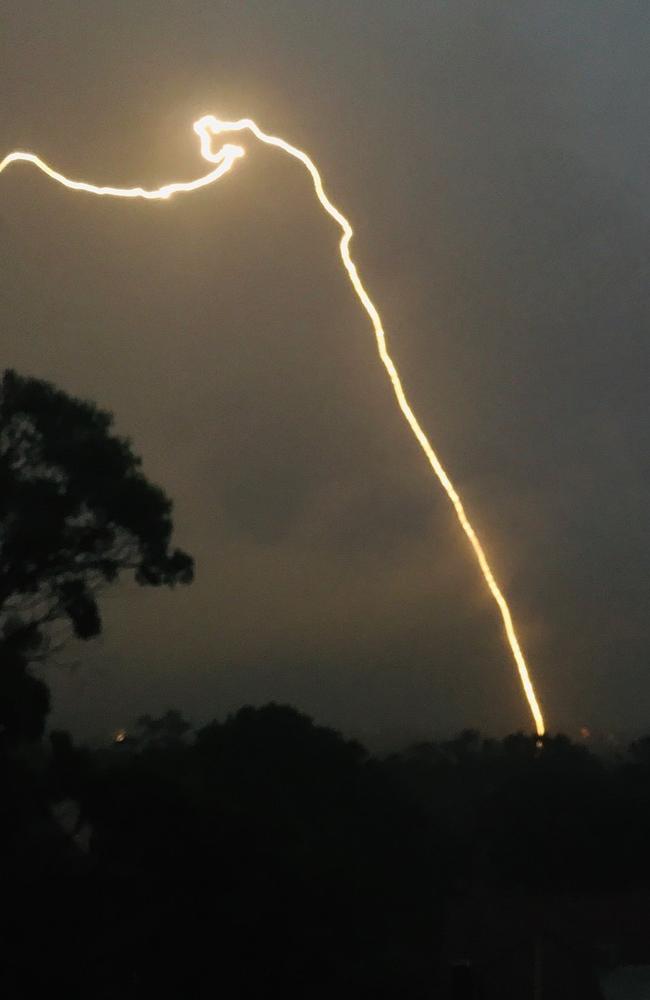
136,709,192,749
0,369,193,741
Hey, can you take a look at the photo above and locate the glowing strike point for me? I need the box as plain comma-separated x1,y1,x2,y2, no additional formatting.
0,113,546,736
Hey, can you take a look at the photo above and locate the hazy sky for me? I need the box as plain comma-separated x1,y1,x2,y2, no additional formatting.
1,1,648,745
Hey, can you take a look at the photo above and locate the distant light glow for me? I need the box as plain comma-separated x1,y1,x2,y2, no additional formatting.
1,114,546,735
113,729,127,744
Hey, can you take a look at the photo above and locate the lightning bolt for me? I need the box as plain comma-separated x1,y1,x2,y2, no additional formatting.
0,114,546,736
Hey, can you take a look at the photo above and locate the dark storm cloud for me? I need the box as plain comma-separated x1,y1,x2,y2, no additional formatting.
1,1,648,743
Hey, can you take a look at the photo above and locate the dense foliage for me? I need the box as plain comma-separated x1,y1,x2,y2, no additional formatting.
0,370,193,741
2,708,649,998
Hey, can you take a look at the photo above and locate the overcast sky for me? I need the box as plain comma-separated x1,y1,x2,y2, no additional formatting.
1,1,648,746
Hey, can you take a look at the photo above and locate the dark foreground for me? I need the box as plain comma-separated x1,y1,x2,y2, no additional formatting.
3,706,650,998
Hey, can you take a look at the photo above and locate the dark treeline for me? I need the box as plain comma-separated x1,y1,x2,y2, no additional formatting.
3,707,650,997
2,370,649,996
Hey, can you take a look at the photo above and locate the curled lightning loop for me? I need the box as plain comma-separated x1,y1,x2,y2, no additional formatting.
0,114,545,736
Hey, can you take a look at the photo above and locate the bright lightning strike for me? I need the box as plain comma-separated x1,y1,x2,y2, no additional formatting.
0,114,546,736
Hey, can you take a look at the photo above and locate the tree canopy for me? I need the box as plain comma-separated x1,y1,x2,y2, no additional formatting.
0,369,193,740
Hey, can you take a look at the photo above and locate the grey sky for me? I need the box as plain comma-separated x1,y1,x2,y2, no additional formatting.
1,1,648,745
